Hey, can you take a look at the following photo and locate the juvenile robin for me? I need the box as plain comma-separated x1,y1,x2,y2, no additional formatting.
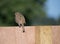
15,12,26,32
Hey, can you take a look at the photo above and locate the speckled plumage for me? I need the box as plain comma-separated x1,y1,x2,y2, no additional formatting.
15,12,26,32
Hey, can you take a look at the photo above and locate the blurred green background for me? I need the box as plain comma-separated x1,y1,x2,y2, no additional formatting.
0,0,60,26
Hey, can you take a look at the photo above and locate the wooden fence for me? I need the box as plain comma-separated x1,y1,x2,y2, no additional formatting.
0,26,60,44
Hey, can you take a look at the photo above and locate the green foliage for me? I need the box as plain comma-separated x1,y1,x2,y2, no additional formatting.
0,0,60,26
0,0,46,26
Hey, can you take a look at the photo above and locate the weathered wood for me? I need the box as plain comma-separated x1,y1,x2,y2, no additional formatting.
0,26,35,44
40,26,52,44
0,26,60,44
52,26,60,44
35,26,40,44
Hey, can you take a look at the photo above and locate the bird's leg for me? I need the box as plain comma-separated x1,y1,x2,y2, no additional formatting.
22,24,25,33
19,24,21,27
23,29,25,32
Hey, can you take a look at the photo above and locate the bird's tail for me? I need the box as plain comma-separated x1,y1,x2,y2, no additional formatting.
22,24,25,32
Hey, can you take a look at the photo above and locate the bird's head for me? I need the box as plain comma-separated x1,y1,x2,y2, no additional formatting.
15,12,20,15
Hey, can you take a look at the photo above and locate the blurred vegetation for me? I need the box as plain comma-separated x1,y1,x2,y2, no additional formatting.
0,0,60,26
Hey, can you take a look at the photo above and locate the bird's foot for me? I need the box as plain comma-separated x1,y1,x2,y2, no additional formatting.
23,30,25,33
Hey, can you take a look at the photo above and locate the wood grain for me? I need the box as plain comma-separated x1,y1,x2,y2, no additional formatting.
35,26,40,44
0,26,35,44
40,26,52,44
52,26,60,44
0,26,60,44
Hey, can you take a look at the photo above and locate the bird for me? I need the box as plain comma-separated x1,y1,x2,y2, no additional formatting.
15,12,26,32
